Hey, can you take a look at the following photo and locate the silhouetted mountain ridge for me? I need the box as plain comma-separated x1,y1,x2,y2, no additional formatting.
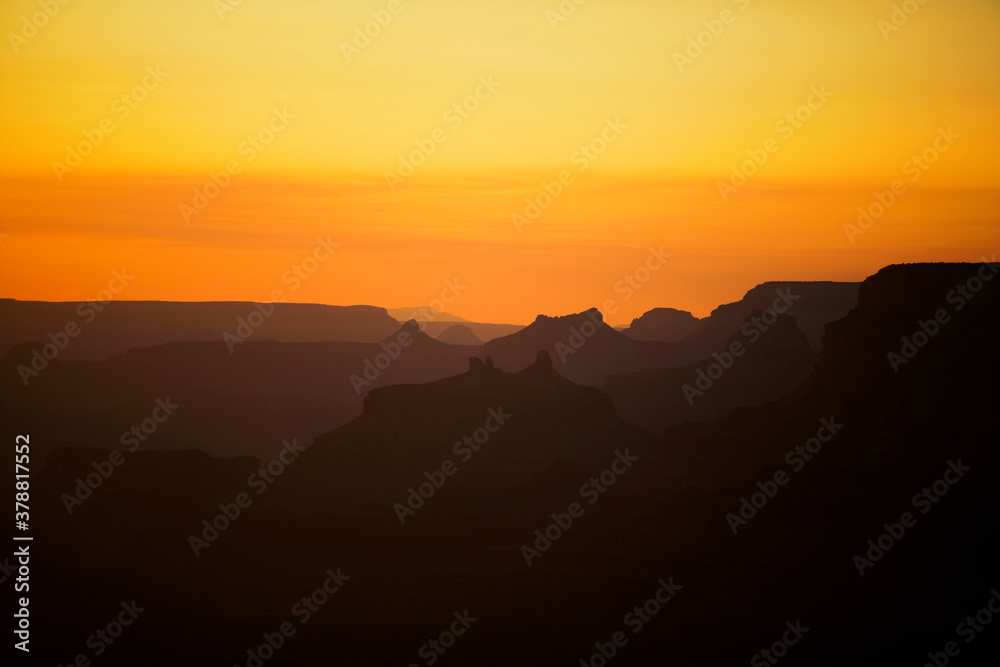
0,299,402,361
485,282,857,387
268,350,657,512
605,311,816,432
622,307,701,342
0,321,483,461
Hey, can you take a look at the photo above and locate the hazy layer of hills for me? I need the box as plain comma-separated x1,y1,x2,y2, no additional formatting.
1,279,860,463
408,319,523,343
436,324,484,345
0,321,481,461
605,311,817,433
0,300,402,361
385,308,524,342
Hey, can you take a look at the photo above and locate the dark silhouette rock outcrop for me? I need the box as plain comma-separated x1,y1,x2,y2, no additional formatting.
622,307,702,342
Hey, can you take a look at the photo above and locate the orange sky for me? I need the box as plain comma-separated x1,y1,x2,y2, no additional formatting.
1,0,999,324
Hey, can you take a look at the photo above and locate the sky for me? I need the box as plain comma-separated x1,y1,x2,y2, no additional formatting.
1,0,998,325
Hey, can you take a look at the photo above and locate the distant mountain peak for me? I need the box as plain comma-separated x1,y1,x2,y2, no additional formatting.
624,308,701,343
438,324,483,346
533,307,604,326
388,307,470,323
384,319,433,343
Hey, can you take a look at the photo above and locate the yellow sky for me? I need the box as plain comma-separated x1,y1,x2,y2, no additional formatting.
1,0,999,324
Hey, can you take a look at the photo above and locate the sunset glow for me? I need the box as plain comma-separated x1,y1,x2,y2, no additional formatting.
2,0,999,324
